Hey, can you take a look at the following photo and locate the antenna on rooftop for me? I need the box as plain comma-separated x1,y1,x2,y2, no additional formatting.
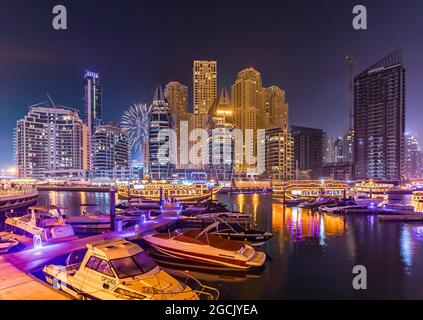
46,93,57,108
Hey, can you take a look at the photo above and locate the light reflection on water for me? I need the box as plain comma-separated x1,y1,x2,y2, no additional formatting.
36,191,423,299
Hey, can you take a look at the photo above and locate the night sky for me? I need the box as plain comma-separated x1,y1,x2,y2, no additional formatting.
1,0,422,167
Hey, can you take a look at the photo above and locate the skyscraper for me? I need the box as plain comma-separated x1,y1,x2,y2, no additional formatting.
207,88,234,182
165,81,188,168
231,67,264,175
15,102,88,179
83,70,102,171
265,125,294,181
354,51,405,181
92,123,129,172
193,60,217,129
404,133,422,180
264,86,288,128
84,70,102,134
290,126,324,180
148,86,175,180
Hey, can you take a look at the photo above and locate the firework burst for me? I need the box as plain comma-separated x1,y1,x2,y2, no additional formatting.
121,103,151,153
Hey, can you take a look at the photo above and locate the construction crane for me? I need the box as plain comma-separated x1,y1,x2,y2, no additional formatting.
346,54,354,132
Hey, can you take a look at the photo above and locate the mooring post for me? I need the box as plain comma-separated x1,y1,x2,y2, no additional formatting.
110,186,116,231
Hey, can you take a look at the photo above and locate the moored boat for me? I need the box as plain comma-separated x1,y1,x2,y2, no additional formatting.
43,238,218,300
118,182,222,203
5,205,77,243
143,228,266,270
205,221,273,247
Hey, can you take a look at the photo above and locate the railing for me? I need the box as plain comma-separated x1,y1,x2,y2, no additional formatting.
0,187,37,197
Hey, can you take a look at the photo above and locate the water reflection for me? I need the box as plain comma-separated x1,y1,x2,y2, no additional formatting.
400,226,413,275
32,191,423,299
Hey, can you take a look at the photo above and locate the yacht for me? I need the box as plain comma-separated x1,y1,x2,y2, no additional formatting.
205,221,273,247
143,228,266,270
43,238,218,300
118,182,222,203
5,205,76,243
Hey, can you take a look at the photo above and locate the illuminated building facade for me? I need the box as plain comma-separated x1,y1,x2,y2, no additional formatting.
84,70,102,134
92,123,129,172
231,67,264,175
15,102,88,179
404,133,422,180
207,88,234,182
83,70,102,170
290,126,324,180
354,50,405,182
148,86,175,180
165,81,189,168
193,60,217,130
265,126,294,181
264,86,288,128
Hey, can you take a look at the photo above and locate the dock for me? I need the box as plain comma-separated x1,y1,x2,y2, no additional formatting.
0,256,70,300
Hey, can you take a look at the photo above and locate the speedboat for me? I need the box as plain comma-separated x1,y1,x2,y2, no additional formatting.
43,238,218,300
205,221,273,247
194,211,251,221
0,235,19,253
5,205,76,243
143,228,266,270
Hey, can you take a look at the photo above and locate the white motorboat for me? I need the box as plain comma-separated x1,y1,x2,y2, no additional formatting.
143,228,266,270
43,238,218,300
5,205,76,243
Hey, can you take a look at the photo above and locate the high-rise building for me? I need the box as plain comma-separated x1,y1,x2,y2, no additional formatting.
343,129,354,163
231,67,264,175
165,82,188,168
265,125,294,181
92,123,129,172
323,134,335,164
290,126,324,180
148,86,175,180
404,133,422,180
83,70,102,170
264,86,288,128
84,70,102,134
193,60,217,129
354,51,405,181
15,102,88,179
207,88,234,182
334,137,345,163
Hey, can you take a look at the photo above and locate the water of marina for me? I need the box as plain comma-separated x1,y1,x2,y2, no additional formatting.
36,191,423,299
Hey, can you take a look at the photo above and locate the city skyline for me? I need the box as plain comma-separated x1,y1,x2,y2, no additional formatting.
1,0,423,168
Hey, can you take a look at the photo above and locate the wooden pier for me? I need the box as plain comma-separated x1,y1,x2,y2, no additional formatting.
0,256,70,300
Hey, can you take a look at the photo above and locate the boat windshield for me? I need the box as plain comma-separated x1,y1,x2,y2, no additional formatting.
110,252,157,279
